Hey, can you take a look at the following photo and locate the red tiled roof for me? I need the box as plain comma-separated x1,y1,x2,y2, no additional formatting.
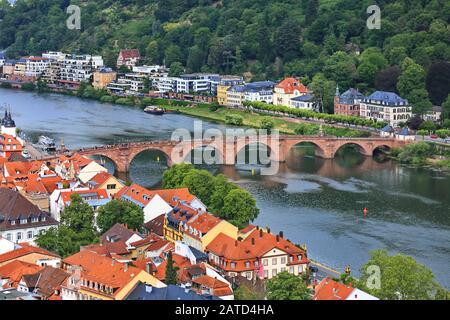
276,77,309,94
206,228,308,272
313,278,354,300
63,251,144,296
88,172,115,186
59,188,109,204
116,183,197,207
184,212,222,239
0,245,60,264
155,254,192,281
119,49,141,60
0,260,43,288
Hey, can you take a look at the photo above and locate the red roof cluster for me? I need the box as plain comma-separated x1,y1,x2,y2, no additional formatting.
276,77,309,94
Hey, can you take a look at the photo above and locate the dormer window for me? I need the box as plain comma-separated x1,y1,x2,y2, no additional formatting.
20,218,28,224
32,217,39,223
10,220,16,225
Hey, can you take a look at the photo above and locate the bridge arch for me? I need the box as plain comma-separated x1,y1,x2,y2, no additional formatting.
333,142,372,158
287,141,327,159
128,147,172,167
372,144,392,156
85,153,121,173
183,144,224,166
235,142,273,166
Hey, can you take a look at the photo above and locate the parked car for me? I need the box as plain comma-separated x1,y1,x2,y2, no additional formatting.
430,134,439,139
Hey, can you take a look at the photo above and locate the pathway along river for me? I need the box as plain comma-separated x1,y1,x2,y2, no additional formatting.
2,88,449,288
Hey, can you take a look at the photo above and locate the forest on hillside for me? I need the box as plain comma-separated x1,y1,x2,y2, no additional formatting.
0,0,449,113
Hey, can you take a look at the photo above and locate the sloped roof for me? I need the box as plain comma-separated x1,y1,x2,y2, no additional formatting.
0,260,43,288
0,245,59,264
313,277,354,300
365,91,408,105
276,77,309,94
125,282,215,300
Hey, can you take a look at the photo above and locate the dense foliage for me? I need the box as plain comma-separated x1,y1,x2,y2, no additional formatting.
266,272,311,300
162,163,260,227
1,0,449,110
36,194,98,257
96,199,144,233
358,249,447,300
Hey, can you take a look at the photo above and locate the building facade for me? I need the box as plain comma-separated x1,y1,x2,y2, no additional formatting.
359,91,412,127
334,87,365,117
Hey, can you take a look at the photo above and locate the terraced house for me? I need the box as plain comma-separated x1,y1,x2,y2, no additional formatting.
206,226,309,281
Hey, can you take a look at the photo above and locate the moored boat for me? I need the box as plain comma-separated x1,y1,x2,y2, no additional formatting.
144,106,165,115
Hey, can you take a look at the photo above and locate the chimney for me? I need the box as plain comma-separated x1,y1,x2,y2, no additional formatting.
124,263,128,272
259,229,263,238
235,240,238,247
279,231,284,239
276,235,280,242
251,238,255,246
267,227,271,234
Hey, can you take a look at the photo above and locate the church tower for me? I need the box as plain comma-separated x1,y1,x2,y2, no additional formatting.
1,108,17,137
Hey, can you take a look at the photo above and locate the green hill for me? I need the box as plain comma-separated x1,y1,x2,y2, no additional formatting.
0,0,449,108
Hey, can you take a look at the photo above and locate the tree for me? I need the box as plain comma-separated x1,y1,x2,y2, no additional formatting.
182,169,216,205
96,200,144,233
442,95,450,120
221,189,259,227
323,52,356,90
260,117,274,132
209,174,237,214
165,252,179,285
60,193,95,234
310,73,336,113
162,163,195,189
267,272,311,300
169,62,184,77
416,130,427,140
408,89,432,116
397,61,427,100
426,61,450,106
419,121,437,133
359,250,444,300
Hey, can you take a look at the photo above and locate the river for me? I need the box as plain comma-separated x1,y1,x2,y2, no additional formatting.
1,88,449,289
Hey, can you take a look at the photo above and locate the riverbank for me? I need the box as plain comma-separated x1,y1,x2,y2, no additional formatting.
1,84,371,137
390,141,450,171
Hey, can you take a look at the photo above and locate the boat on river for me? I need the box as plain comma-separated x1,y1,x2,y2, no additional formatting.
144,106,165,115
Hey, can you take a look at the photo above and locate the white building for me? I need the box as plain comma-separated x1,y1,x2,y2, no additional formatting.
289,94,317,111
0,189,59,245
59,54,104,83
25,57,50,77
243,81,275,103
359,91,412,127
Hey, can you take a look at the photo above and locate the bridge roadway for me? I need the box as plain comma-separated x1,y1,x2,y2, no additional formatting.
73,135,408,173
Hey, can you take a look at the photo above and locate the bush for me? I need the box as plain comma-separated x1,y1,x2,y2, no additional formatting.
436,129,450,139
21,82,36,91
115,98,135,106
100,95,116,103
225,114,244,126
419,121,437,132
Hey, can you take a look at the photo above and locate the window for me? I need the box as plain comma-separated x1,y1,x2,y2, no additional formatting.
264,270,268,279
27,231,33,239
245,261,250,268
10,220,16,226
281,257,286,264
272,258,277,265
6,233,12,241
32,217,38,223
272,269,277,277
263,259,268,266
231,262,236,269
289,267,294,274
21,219,28,225
281,267,286,272
107,184,116,190
16,232,22,241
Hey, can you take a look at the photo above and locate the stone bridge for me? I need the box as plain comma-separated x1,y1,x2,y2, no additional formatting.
76,135,409,173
